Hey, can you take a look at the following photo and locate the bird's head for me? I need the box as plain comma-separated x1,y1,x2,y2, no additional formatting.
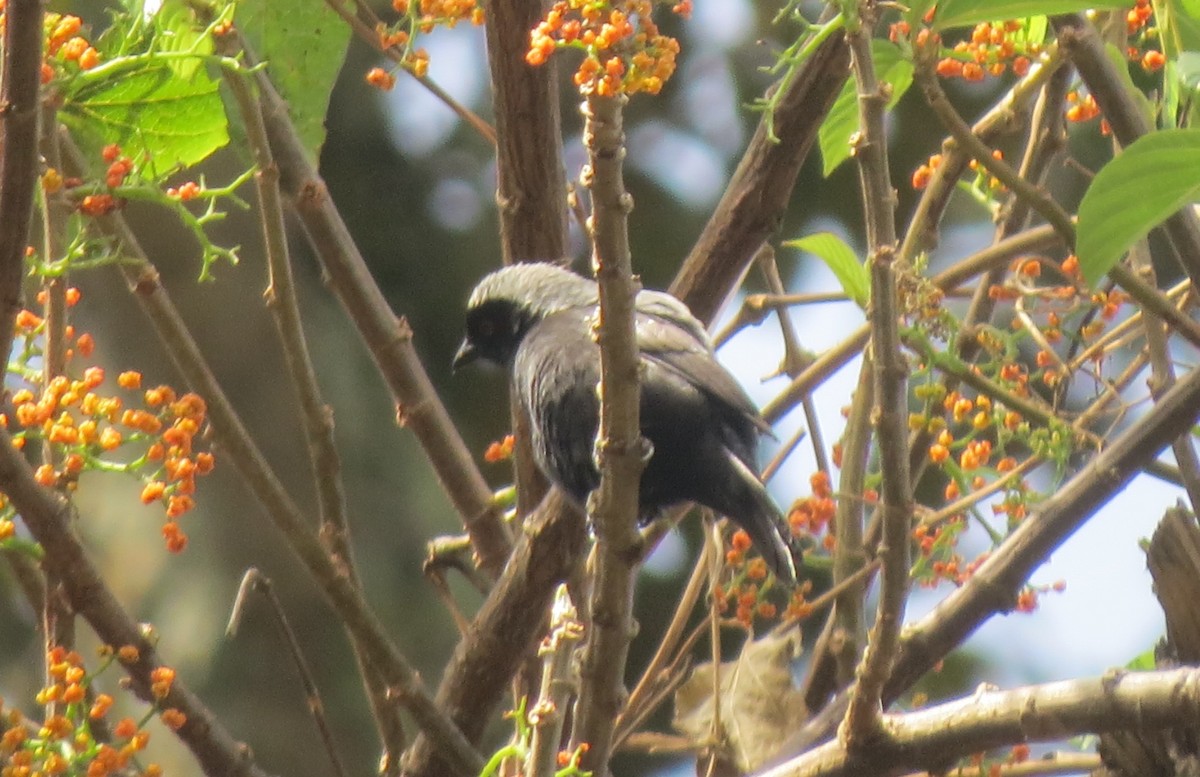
454,262,597,370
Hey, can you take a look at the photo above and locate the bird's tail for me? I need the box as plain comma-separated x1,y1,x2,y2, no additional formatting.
723,454,801,585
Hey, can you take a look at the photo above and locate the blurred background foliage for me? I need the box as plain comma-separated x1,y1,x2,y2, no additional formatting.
0,1,1113,775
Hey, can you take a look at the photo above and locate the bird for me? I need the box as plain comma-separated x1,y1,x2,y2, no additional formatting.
453,262,799,583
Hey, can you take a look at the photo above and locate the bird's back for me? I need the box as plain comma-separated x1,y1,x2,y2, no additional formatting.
513,305,766,515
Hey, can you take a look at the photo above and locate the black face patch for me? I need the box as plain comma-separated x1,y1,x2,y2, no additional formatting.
464,299,528,367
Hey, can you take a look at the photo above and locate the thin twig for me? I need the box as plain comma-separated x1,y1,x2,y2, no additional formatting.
239,34,513,575
525,587,584,777
227,569,349,777
323,0,496,145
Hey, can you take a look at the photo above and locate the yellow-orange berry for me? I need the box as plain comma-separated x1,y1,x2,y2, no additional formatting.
365,67,396,91
161,708,187,730
90,693,114,719
117,371,142,389
140,481,166,504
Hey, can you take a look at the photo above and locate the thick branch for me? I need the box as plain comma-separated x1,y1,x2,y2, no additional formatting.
764,668,1200,777
400,493,587,777
841,7,911,744
0,0,43,388
572,92,645,775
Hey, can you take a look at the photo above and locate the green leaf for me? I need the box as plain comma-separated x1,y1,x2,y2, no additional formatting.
783,232,869,306
1077,128,1200,286
1125,645,1158,671
933,0,1128,30
818,40,913,177
236,0,350,161
1176,50,1200,91
61,63,229,172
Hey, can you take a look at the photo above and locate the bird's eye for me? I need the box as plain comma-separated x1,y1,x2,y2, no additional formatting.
477,319,495,338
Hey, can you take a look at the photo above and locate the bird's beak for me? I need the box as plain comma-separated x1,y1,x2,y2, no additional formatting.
452,340,478,372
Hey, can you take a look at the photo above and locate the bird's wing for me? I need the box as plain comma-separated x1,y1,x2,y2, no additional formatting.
635,311,771,433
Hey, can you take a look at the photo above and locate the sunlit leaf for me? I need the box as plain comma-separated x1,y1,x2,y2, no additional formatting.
1077,129,1200,286
933,0,1127,30
818,40,913,177
783,232,869,306
62,63,228,172
236,0,350,160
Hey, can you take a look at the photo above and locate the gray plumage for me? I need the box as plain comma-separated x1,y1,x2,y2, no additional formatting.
454,262,798,582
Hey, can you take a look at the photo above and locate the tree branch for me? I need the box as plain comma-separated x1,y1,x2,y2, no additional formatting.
571,92,645,776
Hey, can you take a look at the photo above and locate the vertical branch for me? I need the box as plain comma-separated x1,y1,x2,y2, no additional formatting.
831,362,873,686
841,2,911,745
0,0,43,388
39,104,76,702
217,58,409,769
241,37,513,575
482,0,568,520
525,586,584,777
571,92,645,774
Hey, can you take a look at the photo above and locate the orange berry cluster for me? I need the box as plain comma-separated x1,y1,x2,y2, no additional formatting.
942,21,1036,81
910,148,1009,194
0,645,182,777
786,470,837,552
714,534,814,628
911,517,982,587
365,0,483,89
526,0,689,97
43,13,102,78
1124,0,1165,73
7,289,215,554
900,18,1037,83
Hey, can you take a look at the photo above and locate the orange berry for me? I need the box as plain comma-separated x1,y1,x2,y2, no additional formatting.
162,522,188,553
90,693,114,719
113,717,137,738
365,67,396,91
78,47,100,70
1142,50,1165,72
140,481,165,504
117,371,142,389
35,464,57,486
161,708,187,731
166,494,195,518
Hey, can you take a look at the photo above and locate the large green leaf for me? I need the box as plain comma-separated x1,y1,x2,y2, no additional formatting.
933,0,1127,30
236,0,350,161
61,62,228,172
1076,129,1200,286
818,40,913,177
783,232,869,307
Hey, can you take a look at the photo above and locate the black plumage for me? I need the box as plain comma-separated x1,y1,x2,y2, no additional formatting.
454,263,798,582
